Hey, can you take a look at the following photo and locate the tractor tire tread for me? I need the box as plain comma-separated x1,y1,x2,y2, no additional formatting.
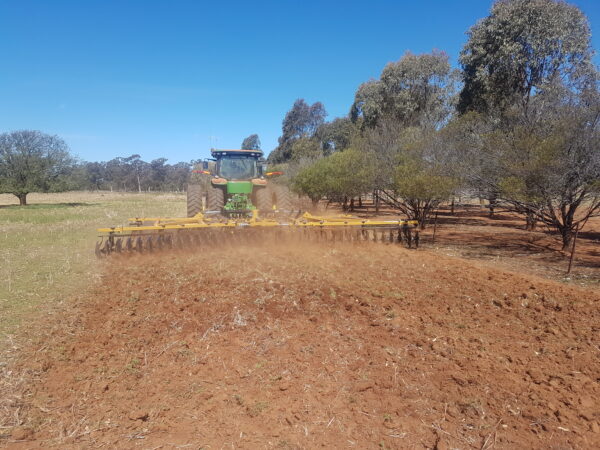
207,185,225,212
273,184,293,211
187,184,203,217
255,186,271,212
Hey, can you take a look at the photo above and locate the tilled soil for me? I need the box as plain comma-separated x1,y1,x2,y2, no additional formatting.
4,242,600,449
426,209,600,287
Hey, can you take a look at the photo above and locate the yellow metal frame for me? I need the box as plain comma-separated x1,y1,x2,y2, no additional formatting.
98,211,418,236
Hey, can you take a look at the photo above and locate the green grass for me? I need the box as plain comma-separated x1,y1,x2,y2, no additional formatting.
0,191,186,338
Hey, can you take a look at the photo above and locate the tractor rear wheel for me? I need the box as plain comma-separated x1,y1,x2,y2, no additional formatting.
272,184,293,212
255,186,271,212
187,184,203,217
206,185,225,212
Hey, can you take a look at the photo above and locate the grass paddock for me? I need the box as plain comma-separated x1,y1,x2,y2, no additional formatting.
0,191,185,337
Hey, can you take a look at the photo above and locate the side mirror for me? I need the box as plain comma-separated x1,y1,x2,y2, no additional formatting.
259,163,268,176
202,161,209,170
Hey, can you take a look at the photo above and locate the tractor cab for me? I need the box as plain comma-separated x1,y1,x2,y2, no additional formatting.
211,149,265,180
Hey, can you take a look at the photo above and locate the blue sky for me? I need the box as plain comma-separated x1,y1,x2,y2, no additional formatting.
1,0,598,163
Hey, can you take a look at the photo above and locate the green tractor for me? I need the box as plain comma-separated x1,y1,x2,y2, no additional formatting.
187,149,292,218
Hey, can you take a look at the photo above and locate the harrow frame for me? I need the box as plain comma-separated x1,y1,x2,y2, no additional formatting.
96,211,419,257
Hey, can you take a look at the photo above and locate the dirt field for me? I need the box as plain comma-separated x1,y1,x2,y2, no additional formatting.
421,206,600,288
0,191,186,335
3,235,599,448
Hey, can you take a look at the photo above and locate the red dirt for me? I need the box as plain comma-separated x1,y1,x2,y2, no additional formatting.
3,240,599,449
352,204,600,287
427,207,600,286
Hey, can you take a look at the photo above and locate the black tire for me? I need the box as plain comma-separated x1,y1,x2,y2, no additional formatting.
187,184,203,217
272,184,293,211
206,185,225,212
255,186,271,212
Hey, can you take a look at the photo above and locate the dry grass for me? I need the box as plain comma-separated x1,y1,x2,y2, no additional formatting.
0,191,185,337
0,191,186,437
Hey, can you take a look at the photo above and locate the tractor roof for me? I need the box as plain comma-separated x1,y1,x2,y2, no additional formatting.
210,148,264,157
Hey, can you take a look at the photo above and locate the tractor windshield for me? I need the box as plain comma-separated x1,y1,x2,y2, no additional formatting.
219,156,256,179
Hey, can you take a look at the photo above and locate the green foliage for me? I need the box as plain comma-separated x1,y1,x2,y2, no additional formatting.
270,99,327,163
497,176,529,202
459,0,594,114
289,138,322,162
390,129,459,226
351,51,458,129
241,134,261,150
79,156,192,192
394,161,457,203
326,149,375,200
292,148,374,204
316,117,357,154
291,157,332,204
452,79,600,248
0,130,76,205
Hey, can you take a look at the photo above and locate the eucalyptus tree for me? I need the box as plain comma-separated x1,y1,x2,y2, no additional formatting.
350,51,460,221
454,0,600,245
316,117,357,154
0,130,75,205
351,50,459,129
241,134,261,150
458,0,594,115
487,83,599,249
269,99,327,163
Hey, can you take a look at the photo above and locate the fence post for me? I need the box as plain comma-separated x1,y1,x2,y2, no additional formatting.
567,227,580,275
432,212,439,244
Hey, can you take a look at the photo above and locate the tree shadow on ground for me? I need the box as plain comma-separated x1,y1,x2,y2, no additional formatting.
327,202,600,274
428,229,600,272
0,202,93,209
578,230,600,241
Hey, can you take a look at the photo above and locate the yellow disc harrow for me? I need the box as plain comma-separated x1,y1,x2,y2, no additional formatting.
96,211,419,257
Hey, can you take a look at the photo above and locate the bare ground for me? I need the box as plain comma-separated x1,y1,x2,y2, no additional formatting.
2,235,599,449
354,204,600,287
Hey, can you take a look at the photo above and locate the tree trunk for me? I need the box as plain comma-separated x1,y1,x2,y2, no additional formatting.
16,193,28,206
349,197,355,212
488,196,497,217
561,228,572,251
418,205,429,230
450,198,455,215
374,190,380,213
525,212,537,231
358,196,362,207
